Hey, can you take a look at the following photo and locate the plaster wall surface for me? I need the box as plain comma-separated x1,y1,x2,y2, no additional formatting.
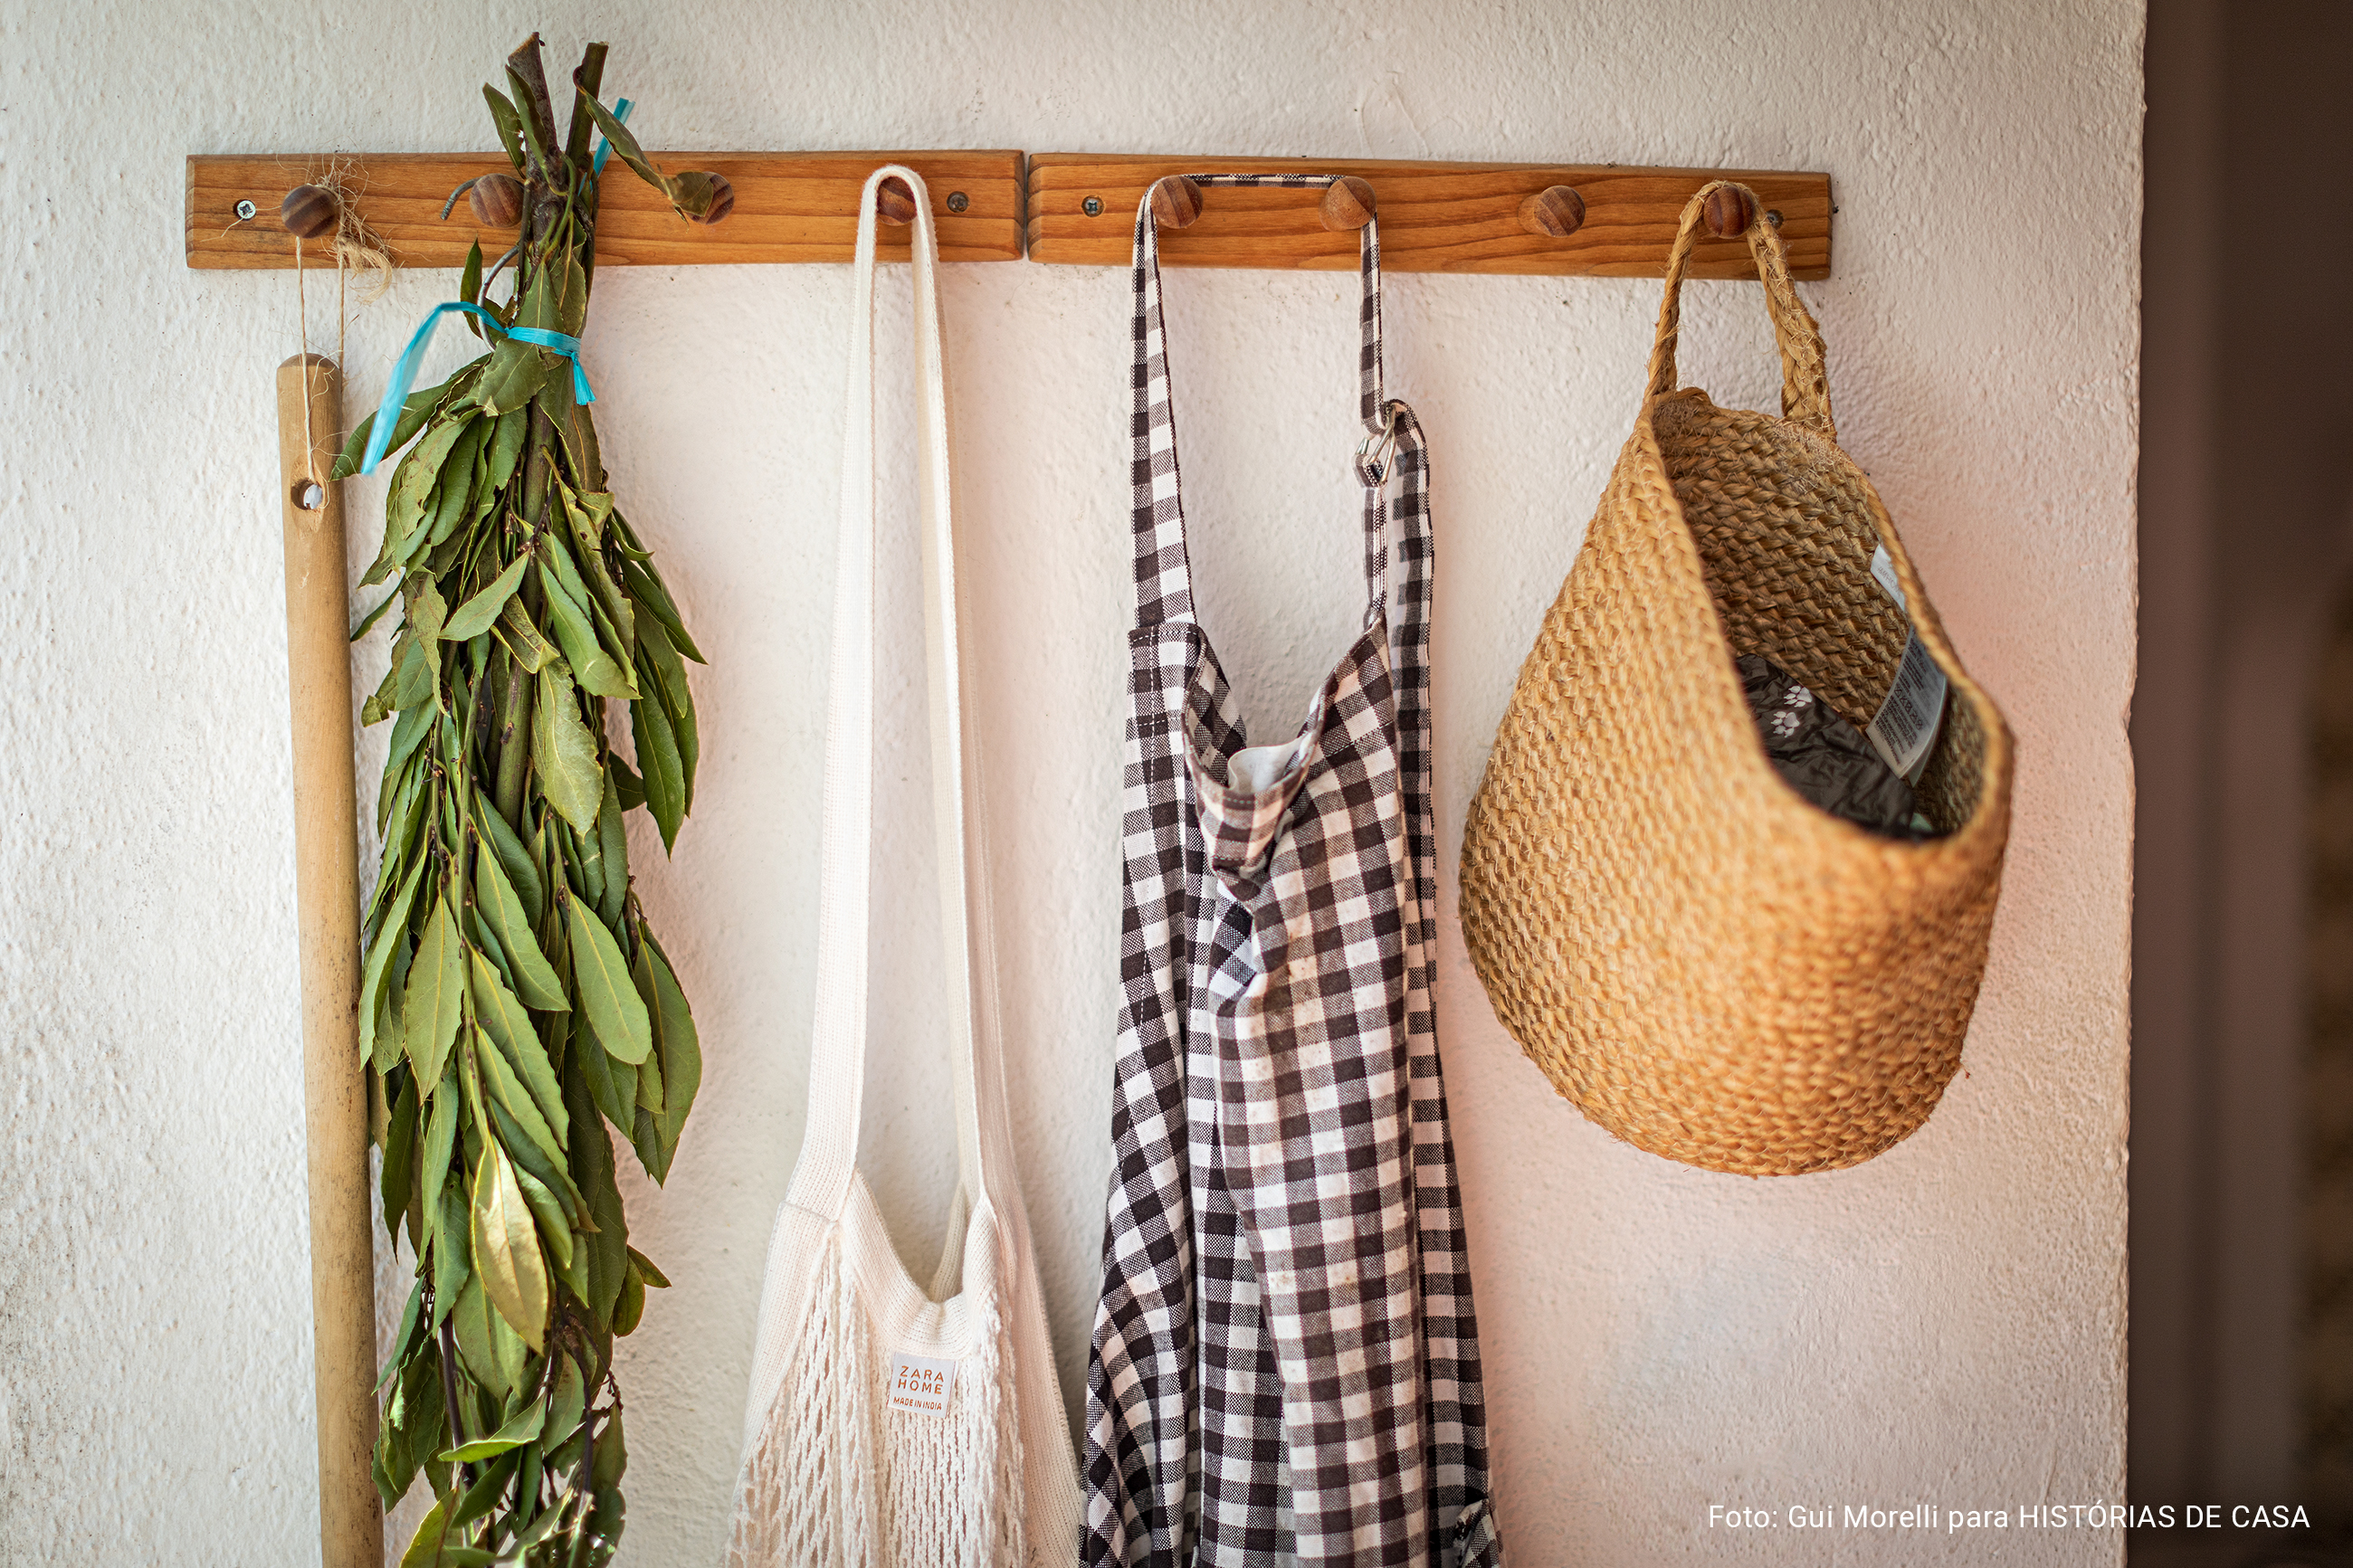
0,0,2142,1563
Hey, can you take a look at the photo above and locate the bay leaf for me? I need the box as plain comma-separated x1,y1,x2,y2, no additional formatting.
442,555,529,642
631,1104,671,1186
407,578,449,645
442,1392,546,1463
531,669,604,833
609,751,645,813
386,416,473,562
488,404,529,490
386,634,438,713
571,1009,631,1136
507,1162,574,1273
579,94,674,206
380,1077,419,1228
484,1092,585,1222
629,674,685,852
621,556,705,662
643,937,702,1155
536,555,632,698
419,1068,458,1226
469,955,567,1140
358,854,427,1064
450,1273,515,1400
595,768,629,926
478,336,553,418
446,1448,520,1530
373,932,410,1073
566,897,650,1064
613,1258,646,1337
471,1140,548,1351
473,842,565,1011
432,1176,468,1326
563,1068,630,1327
395,1497,450,1568
540,1353,585,1448
632,1023,664,1115
472,788,543,924
482,84,526,172
548,784,597,911
401,895,465,1090
593,1406,627,1488
386,698,433,781
495,595,560,676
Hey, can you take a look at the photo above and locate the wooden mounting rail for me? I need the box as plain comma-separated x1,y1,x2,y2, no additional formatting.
1027,155,1831,277
186,151,1026,269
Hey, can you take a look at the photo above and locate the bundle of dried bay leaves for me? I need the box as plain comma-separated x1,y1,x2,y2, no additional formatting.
335,33,729,1565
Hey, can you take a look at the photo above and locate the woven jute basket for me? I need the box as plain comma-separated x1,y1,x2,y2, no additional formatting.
1458,182,2014,1177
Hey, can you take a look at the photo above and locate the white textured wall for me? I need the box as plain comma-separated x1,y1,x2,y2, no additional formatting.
0,1,2141,1563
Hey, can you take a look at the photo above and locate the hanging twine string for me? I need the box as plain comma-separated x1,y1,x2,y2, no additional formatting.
285,163,395,490
295,233,321,486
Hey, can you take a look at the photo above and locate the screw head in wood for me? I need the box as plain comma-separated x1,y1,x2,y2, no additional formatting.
1319,176,1377,232
233,199,257,222
876,176,919,224
946,190,968,214
1765,208,1783,228
279,185,338,241
687,172,735,225
468,172,526,229
1518,185,1586,238
291,479,326,511
1702,184,1759,239
1148,176,1203,230
1082,195,1103,216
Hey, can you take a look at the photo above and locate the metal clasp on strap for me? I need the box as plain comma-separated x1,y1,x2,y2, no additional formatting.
1354,405,1399,487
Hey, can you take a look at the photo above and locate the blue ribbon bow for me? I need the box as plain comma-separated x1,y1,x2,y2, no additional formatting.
359,302,594,476
360,97,632,477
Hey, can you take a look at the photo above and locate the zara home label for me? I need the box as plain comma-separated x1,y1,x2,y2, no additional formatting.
888,1352,960,1418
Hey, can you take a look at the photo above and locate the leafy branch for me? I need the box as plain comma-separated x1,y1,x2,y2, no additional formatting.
345,33,721,1567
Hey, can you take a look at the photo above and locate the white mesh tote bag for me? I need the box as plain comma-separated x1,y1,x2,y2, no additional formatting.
729,165,1083,1567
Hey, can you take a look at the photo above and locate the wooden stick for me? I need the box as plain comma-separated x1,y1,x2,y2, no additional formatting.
276,353,383,1568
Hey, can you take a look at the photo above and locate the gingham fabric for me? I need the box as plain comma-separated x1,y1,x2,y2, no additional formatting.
1083,176,1500,1568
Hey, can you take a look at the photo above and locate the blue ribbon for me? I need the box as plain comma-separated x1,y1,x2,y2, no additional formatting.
593,99,633,176
360,302,594,476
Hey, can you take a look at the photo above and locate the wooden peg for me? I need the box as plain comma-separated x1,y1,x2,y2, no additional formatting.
1148,175,1203,230
876,175,919,224
1702,183,1758,239
1518,185,1586,238
280,184,338,241
691,172,735,225
467,172,525,228
1319,176,1377,231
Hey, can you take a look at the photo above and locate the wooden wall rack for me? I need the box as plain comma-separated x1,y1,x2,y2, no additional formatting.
1026,155,1830,278
186,152,1832,278
186,150,1027,268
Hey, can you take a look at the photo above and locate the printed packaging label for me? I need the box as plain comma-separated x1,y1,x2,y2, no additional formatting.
1864,545,1950,781
888,1352,959,1418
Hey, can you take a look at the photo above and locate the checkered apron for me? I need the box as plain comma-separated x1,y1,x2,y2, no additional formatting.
1082,176,1501,1568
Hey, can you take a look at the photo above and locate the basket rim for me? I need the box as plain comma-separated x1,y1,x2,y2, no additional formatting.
1621,386,2016,859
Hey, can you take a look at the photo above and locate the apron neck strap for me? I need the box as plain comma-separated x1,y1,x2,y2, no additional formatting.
1129,175,1393,629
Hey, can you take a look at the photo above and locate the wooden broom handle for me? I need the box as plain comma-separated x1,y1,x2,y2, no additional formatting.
276,353,384,1568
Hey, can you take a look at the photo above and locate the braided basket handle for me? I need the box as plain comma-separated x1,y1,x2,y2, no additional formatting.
1643,180,1836,442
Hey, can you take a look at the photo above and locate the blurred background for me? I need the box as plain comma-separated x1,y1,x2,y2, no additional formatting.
2130,0,2353,1563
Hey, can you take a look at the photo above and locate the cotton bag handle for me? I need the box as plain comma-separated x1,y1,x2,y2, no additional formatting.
1643,179,1837,442
787,165,989,1224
